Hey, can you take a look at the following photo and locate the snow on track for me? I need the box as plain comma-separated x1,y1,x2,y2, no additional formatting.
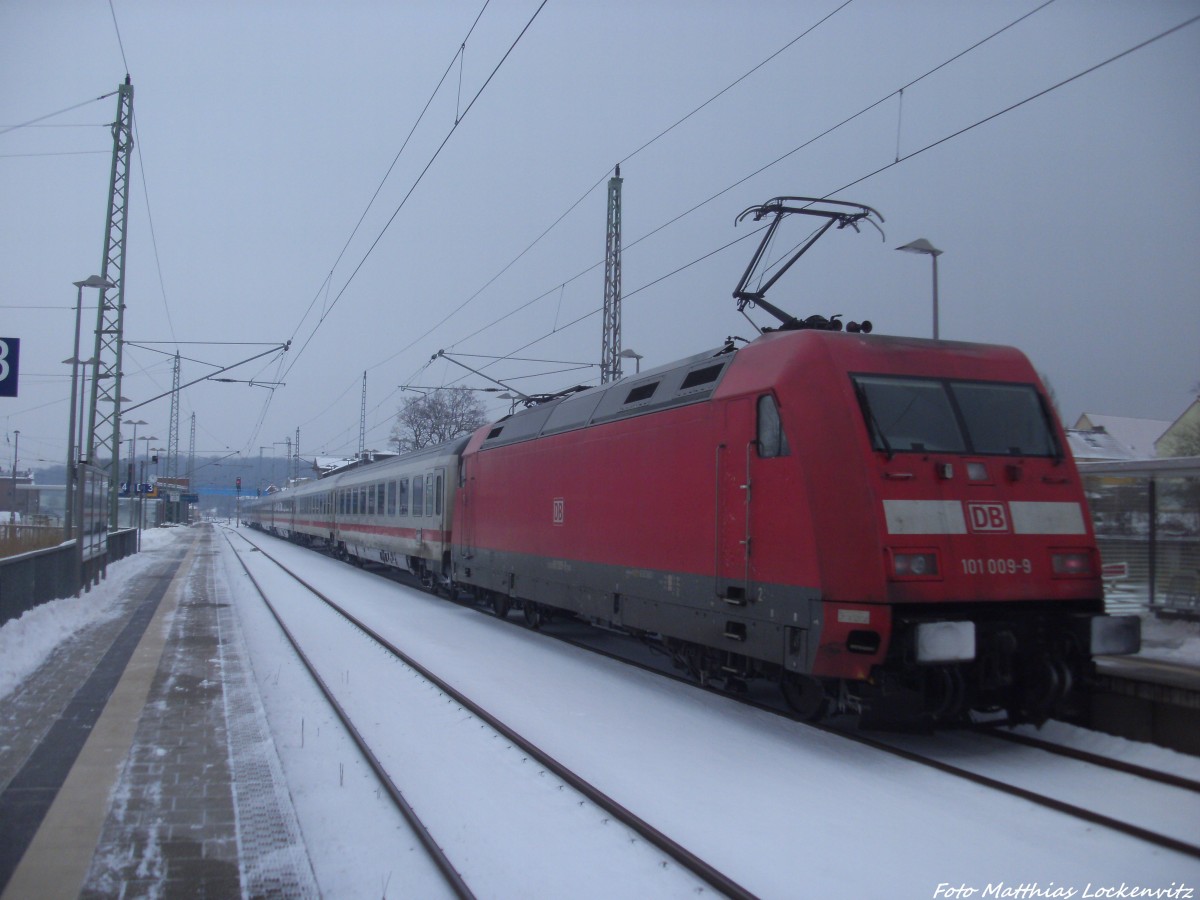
228,532,716,898
228,527,1200,897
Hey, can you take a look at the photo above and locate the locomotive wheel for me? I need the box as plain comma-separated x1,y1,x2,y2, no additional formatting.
492,592,511,619
1017,656,1062,724
781,673,828,721
523,600,543,630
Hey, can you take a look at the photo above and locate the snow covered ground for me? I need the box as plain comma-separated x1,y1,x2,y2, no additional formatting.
0,528,178,702
221,527,1200,898
3,525,1198,898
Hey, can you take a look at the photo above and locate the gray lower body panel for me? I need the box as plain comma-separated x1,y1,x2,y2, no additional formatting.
454,547,823,673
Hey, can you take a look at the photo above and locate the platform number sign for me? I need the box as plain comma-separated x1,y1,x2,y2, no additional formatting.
0,338,18,398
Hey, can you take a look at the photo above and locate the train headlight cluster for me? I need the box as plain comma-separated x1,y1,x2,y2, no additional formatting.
893,552,939,578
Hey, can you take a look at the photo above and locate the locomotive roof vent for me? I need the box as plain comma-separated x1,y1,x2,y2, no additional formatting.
679,363,724,392
624,382,659,405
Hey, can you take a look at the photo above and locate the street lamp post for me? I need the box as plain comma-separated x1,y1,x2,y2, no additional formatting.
9,429,18,523
64,276,115,537
618,347,643,375
896,239,943,340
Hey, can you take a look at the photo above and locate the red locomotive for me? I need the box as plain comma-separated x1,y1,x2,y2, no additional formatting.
452,327,1139,724
450,197,1138,725
246,197,1140,726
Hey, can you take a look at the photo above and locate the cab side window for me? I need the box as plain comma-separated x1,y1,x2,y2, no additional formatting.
757,394,790,458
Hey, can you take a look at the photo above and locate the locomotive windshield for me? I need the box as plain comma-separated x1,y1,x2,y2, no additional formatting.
853,375,1058,457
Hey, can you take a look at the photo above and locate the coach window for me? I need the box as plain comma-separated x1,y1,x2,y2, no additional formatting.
399,478,409,516
413,476,424,517
435,473,444,516
757,394,790,458
425,474,435,516
387,481,396,516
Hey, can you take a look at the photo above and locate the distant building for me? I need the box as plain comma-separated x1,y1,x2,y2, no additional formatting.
314,450,398,479
1066,427,1140,462
1155,398,1200,458
1070,413,1171,461
0,472,37,517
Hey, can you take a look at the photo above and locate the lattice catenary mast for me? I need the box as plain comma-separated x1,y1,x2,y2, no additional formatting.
85,77,134,526
167,351,180,478
187,412,195,485
358,370,367,457
600,165,623,384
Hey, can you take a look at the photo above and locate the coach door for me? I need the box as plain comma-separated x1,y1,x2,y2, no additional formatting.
458,454,474,555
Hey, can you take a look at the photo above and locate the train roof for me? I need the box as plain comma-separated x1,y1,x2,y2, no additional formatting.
253,435,471,501
476,329,1039,453
479,344,736,451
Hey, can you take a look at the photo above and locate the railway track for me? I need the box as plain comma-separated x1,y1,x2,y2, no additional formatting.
434,571,1200,861
223,528,757,899
538,620,1200,861
235,525,1200,872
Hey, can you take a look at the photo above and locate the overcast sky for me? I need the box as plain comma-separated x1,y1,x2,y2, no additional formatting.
3,0,1198,475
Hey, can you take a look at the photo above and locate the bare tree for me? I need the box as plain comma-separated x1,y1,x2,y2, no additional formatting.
390,387,489,452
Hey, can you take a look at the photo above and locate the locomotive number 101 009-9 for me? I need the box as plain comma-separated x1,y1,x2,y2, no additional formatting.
960,557,1033,576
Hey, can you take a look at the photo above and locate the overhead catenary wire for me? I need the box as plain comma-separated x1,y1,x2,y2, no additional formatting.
285,0,494,354
0,90,118,138
427,9,1200,390
281,0,544,384
107,0,131,76
288,5,1193,455
377,0,1055,398
283,2,859,452
367,0,859,378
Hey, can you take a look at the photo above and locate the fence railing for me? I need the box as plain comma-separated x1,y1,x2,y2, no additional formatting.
0,527,138,626
0,523,66,557
1079,457,1200,619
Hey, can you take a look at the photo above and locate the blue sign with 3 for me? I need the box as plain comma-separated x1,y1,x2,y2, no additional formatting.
0,338,19,398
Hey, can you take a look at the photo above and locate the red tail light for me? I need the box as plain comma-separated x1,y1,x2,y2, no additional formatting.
1052,552,1093,577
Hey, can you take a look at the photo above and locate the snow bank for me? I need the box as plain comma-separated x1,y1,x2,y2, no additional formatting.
0,527,185,701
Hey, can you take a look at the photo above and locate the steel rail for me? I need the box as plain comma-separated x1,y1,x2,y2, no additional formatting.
533,630,1200,861
221,531,476,900
976,726,1200,794
230,527,758,900
240,525,1200,865
462,600,1200,861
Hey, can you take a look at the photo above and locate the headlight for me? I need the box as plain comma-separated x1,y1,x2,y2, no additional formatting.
915,621,975,663
894,552,939,578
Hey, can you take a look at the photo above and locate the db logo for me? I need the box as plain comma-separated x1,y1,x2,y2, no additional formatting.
966,502,1009,533
552,498,565,526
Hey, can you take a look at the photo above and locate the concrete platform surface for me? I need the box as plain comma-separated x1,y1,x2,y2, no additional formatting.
0,526,317,899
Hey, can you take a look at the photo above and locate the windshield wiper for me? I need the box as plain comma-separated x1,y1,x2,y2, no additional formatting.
854,382,894,460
